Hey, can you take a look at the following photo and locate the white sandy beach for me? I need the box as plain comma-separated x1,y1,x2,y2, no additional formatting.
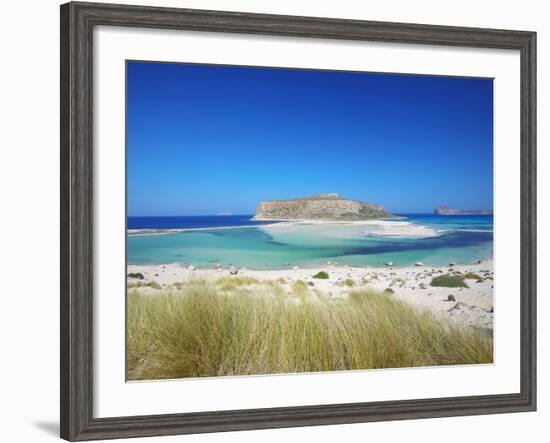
127,258,494,331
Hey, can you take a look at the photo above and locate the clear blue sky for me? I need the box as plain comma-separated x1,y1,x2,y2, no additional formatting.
127,61,493,216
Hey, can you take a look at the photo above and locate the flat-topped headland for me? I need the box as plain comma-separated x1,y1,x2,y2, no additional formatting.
253,193,392,221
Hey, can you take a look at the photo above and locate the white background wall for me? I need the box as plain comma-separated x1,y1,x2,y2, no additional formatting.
0,0,547,441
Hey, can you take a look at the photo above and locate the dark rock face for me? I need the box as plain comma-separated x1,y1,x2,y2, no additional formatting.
253,193,391,221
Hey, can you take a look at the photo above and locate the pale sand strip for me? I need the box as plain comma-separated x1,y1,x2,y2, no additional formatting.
128,219,441,238
127,259,494,330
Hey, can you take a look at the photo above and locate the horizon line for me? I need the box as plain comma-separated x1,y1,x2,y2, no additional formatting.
126,212,494,218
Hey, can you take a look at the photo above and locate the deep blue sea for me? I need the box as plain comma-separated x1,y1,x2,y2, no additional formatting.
127,215,274,230
127,214,493,269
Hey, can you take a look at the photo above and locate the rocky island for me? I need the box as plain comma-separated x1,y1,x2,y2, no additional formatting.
252,193,392,221
434,205,493,215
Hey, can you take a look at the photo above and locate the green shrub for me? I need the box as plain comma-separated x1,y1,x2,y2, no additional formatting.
128,272,144,280
430,274,469,288
312,271,329,279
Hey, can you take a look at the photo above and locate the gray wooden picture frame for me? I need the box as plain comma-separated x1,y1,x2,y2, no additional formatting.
60,2,537,441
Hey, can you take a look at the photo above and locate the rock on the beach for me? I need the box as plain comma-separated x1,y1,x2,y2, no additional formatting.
449,262,456,267
384,288,394,294
188,265,196,271
415,262,423,267
448,302,463,311
448,301,472,312
447,294,456,302
385,261,393,267
229,269,238,275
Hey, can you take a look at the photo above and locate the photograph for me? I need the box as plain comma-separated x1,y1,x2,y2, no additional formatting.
126,61,495,381
0,0,543,441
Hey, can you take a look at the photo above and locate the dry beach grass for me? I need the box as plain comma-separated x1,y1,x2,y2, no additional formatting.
127,278,493,381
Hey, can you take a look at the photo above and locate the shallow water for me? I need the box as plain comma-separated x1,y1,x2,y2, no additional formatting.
127,214,493,269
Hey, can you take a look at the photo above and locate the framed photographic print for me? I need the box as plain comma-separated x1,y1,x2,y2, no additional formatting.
60,2,536,441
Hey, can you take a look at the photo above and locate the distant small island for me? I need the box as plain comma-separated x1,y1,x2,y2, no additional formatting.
253,193,392,221
434,205,493,215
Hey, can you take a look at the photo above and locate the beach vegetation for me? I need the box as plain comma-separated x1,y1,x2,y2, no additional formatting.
312,271,329,279
126,281,143,289
462,272,481,280
127,272,145,280
149,280,162,290
292,280,309,297
463,272,482,280
127,280,162,290
216,276,259,291
127,281,493,380
338,278,355,287
430,274,469,288
263,280,287,297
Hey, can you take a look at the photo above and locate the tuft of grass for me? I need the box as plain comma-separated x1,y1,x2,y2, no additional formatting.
312,271,329,279
430,274,469,288
127,280,161,290
216,276,259,291
127,280,492,380
463,272,482,280
149,280,161,290
127,281,144,289
292,280,309,297
338,278,355,287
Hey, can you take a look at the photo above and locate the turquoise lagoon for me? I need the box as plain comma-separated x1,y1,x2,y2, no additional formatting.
127,215,493,270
